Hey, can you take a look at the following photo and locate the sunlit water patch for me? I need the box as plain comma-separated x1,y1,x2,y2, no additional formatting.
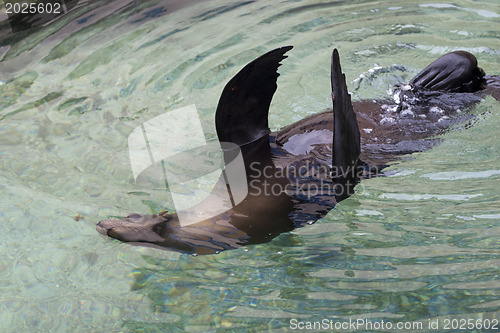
0,0,499,331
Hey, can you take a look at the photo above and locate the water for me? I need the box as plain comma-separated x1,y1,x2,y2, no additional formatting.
0,0,499,331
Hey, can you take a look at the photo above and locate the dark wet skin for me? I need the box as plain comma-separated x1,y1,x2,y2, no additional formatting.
97,48,499,255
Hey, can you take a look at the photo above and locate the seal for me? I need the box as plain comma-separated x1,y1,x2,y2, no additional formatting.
97,47,499,254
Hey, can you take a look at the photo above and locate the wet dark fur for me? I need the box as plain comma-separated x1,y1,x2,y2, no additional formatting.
97,48,499,254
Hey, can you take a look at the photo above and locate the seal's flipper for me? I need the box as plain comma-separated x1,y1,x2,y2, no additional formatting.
410,51,485,92
215,46,293,146
331,49,360,178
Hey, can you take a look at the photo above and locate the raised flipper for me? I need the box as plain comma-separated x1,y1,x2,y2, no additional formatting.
215,46,293,146
409,51,485,92
331,49,361,178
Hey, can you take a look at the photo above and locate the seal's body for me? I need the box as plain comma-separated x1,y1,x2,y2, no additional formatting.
97,47,498,254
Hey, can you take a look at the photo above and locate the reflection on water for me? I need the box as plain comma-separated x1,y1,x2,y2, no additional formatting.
0,0,499,331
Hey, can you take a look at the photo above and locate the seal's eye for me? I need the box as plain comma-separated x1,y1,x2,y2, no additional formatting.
126,213,141,219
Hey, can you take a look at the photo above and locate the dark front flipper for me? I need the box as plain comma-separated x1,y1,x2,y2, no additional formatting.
331,49,361,179
410,51,485,92
215,46,293,146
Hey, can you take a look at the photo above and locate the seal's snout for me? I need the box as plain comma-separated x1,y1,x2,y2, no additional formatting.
96,220,110,236
96,219,122,236
96,214,170,244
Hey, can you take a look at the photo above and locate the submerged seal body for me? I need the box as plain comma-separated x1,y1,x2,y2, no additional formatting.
97,47,498,254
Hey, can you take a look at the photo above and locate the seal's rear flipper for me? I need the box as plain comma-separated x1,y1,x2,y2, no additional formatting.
215,46,293,146
410,51,485,92
331,49,360,179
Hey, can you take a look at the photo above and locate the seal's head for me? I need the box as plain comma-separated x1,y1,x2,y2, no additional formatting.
96,211,172,243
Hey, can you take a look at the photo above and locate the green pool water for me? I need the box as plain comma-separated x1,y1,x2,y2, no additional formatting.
0,0,499,332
